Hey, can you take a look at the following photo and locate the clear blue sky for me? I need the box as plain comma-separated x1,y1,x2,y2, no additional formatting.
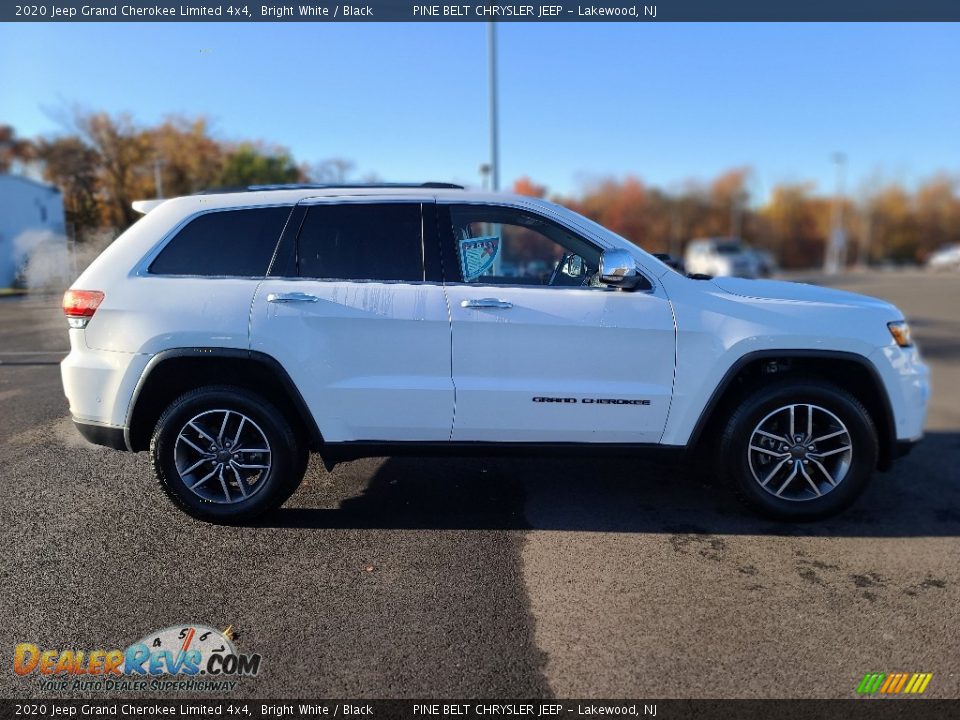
1,22,957,200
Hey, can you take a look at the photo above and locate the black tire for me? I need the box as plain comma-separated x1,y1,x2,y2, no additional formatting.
151,385,305,523
720,378,878,521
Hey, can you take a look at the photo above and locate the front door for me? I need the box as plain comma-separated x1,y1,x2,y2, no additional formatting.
441,203,675,444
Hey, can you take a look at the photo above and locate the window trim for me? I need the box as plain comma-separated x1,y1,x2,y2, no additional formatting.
135,203,296,280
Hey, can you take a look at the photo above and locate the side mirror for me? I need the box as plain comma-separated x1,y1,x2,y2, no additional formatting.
599,249,646,290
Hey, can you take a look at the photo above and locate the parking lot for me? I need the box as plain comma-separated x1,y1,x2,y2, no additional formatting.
1,271,958,699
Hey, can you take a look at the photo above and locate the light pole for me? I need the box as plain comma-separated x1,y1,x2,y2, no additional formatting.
479,163,491,191
153,157,165,199
487,21,500,192
825,152,847,274
730,188,746,240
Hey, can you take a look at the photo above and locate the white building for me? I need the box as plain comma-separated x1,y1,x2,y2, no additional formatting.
0,174,67,288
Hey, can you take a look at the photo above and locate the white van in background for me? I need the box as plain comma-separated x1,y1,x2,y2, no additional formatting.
685,237,761,278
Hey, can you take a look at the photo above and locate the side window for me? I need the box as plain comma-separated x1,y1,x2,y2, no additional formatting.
448,205,602,287
149,206,291,277
296,203,424,281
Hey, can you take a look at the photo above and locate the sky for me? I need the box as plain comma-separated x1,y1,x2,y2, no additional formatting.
1,22,958,201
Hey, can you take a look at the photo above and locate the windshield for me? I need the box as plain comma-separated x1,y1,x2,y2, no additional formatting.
715,243,743,255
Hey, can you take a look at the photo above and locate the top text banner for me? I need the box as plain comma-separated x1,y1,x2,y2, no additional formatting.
6,0,960,21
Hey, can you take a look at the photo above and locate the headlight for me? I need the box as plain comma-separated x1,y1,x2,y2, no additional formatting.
888,320,913,348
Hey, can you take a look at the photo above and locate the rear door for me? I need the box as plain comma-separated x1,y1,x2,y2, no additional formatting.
250,197,454,442
440,202,676,444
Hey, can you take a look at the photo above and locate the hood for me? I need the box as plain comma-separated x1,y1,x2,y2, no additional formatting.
710,277,897,312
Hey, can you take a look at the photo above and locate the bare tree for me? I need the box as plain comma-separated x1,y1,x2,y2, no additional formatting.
310,158,355,184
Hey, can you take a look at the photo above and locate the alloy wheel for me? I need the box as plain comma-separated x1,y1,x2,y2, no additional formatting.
174,409,272,504
747,403,853,502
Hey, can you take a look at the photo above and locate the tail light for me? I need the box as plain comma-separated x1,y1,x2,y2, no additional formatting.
62,290,104,329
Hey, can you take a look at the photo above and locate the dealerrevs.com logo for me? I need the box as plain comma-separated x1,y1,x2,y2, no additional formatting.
14,624,261,693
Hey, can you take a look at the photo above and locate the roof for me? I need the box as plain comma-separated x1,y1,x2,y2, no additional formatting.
193,182,464,194
133,185,532,214
0,173,62,194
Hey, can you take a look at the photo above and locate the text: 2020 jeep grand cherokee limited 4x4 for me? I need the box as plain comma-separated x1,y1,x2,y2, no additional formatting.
60,184,930,522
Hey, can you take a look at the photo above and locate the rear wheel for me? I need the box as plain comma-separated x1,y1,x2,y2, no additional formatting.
720,379,878,521
151,385,305,523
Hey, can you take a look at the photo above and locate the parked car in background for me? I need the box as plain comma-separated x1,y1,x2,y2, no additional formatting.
684,237,759,278
746,248,778,277
927,244,960,271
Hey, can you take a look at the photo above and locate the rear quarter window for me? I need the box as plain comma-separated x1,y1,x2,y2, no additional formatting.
149,206,292,277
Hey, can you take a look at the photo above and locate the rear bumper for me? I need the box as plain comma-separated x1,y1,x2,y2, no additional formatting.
60,338,150,428
73,419,129,451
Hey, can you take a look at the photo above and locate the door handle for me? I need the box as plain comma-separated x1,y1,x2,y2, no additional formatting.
460,298,513,309
266,292,320,304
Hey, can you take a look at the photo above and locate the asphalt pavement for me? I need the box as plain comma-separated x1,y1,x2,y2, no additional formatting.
1,271,958,700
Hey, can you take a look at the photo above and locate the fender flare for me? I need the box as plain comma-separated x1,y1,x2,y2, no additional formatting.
685,349,896,465
124,347,323,451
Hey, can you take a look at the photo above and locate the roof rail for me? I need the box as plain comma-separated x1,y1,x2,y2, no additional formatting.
193,182,464,195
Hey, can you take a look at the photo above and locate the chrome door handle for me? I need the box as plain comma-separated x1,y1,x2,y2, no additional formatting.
266,292,320,304
460,298,513,309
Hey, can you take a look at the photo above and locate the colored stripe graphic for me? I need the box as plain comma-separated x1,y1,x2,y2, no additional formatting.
857,672,932,695
910,673,933,694
857,673,886,694
879,674,897,693
892,673,909,693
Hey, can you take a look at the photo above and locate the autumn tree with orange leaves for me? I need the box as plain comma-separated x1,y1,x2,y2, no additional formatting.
515,172,960,268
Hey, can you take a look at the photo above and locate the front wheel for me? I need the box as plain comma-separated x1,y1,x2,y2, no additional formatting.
720,379,879,521
151,385,305,523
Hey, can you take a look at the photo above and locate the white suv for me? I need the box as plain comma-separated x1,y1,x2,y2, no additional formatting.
685,237,759,278
60,184,930,522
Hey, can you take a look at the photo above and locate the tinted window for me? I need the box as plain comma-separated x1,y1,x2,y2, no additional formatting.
149,206,291,277
297,203,423,281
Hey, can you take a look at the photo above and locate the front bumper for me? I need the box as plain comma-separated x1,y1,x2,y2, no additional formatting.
870,344,930,443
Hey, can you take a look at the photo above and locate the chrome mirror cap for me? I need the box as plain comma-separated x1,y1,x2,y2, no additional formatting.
599,249,645,290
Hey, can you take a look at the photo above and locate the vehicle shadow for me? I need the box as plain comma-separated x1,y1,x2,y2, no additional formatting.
258,431,960,538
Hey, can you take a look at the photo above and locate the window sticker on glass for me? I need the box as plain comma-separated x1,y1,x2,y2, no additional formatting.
460,235,501,281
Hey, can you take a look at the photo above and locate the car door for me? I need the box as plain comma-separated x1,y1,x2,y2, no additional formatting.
250,197,454,442
441,202,675,444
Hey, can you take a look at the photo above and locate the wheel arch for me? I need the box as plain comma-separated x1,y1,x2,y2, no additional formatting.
125,348,322,453
687,349,897,471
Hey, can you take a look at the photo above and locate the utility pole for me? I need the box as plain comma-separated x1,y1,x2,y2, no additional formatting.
825,152,847,274
487,21,500,192
730,189,744,239
479,163,491,191
153,158,165,199
858,204,873,269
